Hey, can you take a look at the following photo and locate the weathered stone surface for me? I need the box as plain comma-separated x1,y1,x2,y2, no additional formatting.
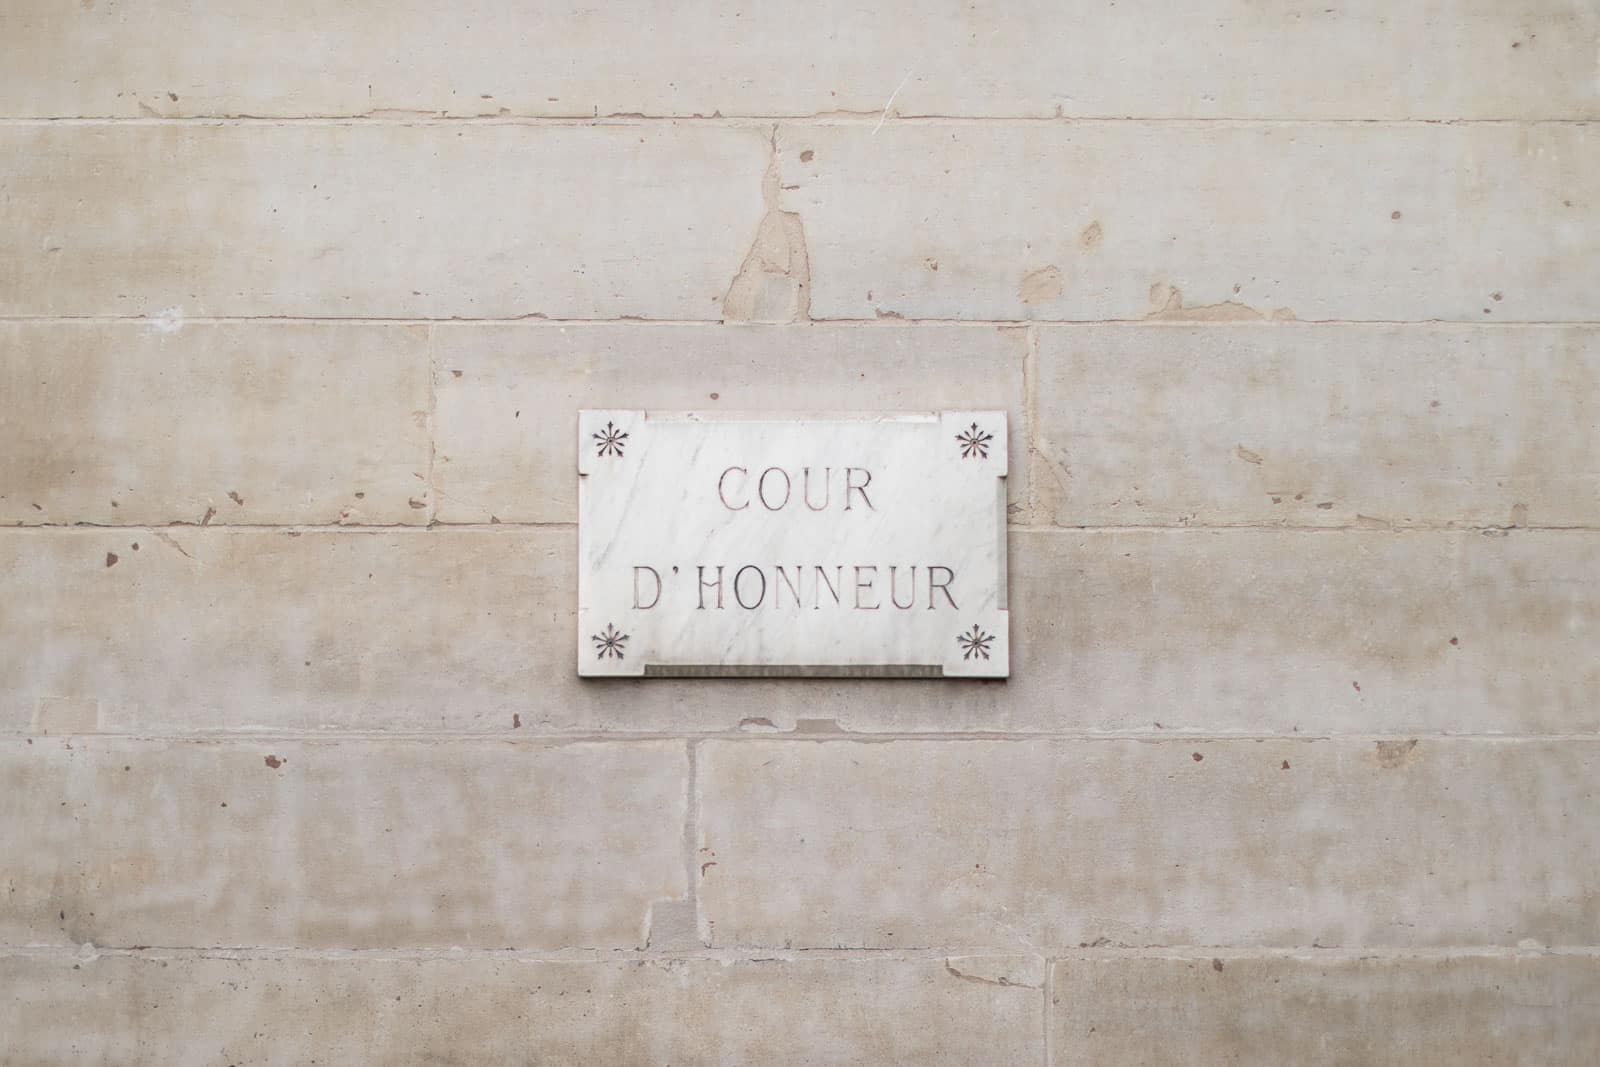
2,529,560,733
697,739,1600,950
1033,324,1600,529
3,3,1595,1057
780,122,1597,322
1051,955,1600,1065
3,528,1595,735
0,322,431,526
0,737,686,948
0,124,766,318
0,954,1043,1065
1006,528,1600,736
433,323,1028,523
3,2,1594,120
13,317,1592,533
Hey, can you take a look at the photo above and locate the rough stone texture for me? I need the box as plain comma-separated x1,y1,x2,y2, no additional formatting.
0,322,431,525
4,528,1595,736
0,124,767,319
697,739,1600,950
3,529,563,734
433,323,1027,523
0,954,1043,1065
3,2,1595,120
0,737,687,949
1051,955,1600,1065
1033,324,1600,529
780,122,1598,322
1005,528,1600,737
3,2,1597,1059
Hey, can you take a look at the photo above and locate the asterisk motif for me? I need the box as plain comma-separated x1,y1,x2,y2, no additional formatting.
592,623,629,660
956,624,994,661
956,422,993,459
593,421,629,458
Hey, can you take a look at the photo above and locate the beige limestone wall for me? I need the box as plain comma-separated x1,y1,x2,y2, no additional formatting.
1,3,1597,1064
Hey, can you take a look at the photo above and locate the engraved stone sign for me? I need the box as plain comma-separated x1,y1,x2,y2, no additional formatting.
578,411,1008,677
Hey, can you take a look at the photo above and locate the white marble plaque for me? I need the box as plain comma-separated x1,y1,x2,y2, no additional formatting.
578,411,1008,677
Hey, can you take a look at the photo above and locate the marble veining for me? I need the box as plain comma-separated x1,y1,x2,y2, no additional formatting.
578,411,1009,677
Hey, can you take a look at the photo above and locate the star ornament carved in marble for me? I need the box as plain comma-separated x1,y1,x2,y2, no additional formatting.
576,410,1010,678
592,623,629,659
956,422,993,459
593,421,629,458
957,624,994,661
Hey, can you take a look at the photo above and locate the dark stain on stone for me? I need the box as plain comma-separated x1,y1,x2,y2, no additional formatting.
264,754,284,769
105,552,119,568
1191,752,1203,762
1352,681,1361,692
794,719,841,734
1375,739,1420,768
228,491,244,506
1450,636,1459,646
1212,958,1224,972
800,149,814,162
1281,760,1291,770
451,369,463,378
513,714,522,728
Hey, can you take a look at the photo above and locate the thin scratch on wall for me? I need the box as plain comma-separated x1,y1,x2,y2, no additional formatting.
873,70,915,135
151,530,194,560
